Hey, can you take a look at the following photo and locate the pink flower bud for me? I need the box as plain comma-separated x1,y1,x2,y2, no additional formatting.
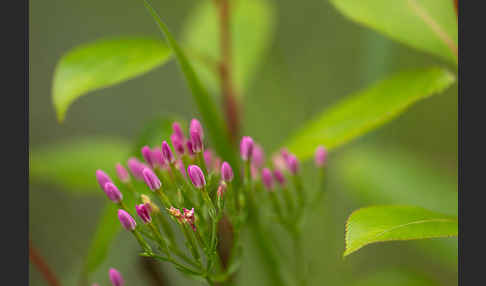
262,168,274,190
280,148,290,160
115,163,130,183
273,169,286,186
136,203,152,224
96,170,112,190
186,141,195,156
142,168,162,191
171,133,185,156
240,136,254,161
252,144,265,169
103,182,123,203
190,129,203,153
286,154,299,175
151,147,166,169
172,122,185,141
187,165,206,188
118,209,136,231
141,146,155,168
109,268,124,286
190,119,204,139
315,146,328,167
127,158,147,181
161,141,175,164
221,161,234,182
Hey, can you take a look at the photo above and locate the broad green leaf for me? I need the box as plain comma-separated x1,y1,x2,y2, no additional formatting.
30,137,131,194
330,0,457,64
132,116,186,157
53,37,172,122
142,0,240,184
335,146,457,215
182,0,275,95
344,205,457,256
82,203,121,275
284,67,454,159
352,269,440,286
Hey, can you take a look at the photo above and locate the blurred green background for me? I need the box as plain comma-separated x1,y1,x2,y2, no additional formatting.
29,0,457,285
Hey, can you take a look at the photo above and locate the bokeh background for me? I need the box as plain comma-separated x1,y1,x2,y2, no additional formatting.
29,0,457,285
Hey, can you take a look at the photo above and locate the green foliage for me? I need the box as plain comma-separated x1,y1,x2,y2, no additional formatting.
352,268,440,286
335,146,457,215
284,67,454,160
52,37,172,122
142,0,240,182
82,203,121,275
182,0,275,95
30,137,131,194
330,0,457,64
344,205,458,256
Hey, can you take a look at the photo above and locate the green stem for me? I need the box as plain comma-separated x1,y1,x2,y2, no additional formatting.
133,229,153,254
197,151,209,176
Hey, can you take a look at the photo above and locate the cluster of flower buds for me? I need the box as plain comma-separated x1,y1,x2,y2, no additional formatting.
94,118,329,282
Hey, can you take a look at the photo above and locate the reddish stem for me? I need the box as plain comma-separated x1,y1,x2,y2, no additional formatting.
29,240,62,286
219,0,240,143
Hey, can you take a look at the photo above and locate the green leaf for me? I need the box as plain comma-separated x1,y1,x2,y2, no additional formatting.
142,0,240,182
330,0,457,64
283,67,454,160
52,37,172,122
335,146,457,215
182,0,275,95
132,116,186,157
82,202,121,275
30,137,131,194
344,205,458,256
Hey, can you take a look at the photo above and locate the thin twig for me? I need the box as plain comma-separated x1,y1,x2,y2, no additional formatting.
408,0,458,61
29,240,62,286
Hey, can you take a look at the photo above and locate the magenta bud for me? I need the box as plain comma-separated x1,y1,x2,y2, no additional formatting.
161,141,175,164
151,147,166,168
96,170,113,190
286,154,299,175
262,168,274,190
252,144,265,169
172,122,185,140
186,141,195,156
109,268,124,286
141,146,155,168
115,163,130,183
142,168,162,191
104,182,123,203
171,133,185,156
190,119,204,139
240,136,254,161
190,129,203,153
136,203,152,224
273,169,286,186
315,146,328,167
187,165,206,188
221,161,234,182
127,158,146,180
117,210,136,231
